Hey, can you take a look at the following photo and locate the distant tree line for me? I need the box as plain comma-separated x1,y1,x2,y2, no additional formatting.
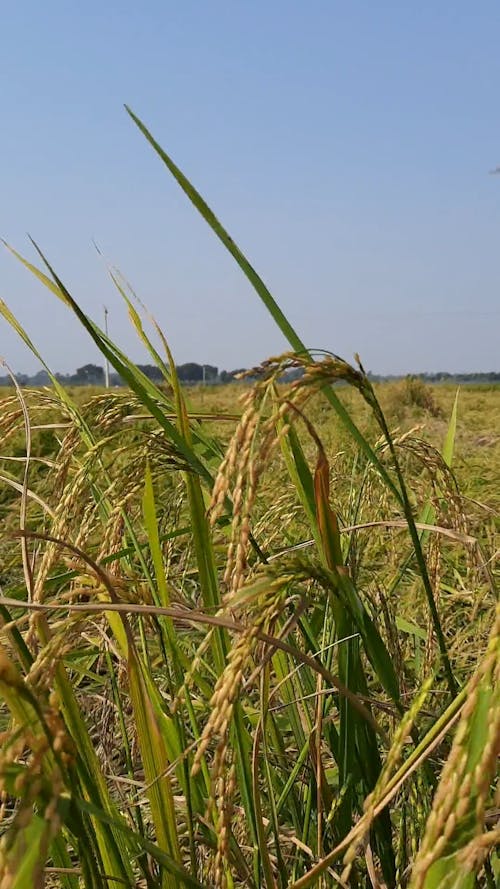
0,362,231,387
367,371,500,384
0,363,499,388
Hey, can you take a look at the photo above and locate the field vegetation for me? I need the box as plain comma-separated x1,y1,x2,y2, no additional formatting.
0,109,498,888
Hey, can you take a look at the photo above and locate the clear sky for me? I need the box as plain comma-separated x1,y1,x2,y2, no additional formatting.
1,1,499,376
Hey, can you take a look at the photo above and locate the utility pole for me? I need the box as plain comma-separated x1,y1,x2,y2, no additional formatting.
103,306,110,389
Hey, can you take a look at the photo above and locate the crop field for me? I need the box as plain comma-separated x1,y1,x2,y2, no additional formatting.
0,111,498,889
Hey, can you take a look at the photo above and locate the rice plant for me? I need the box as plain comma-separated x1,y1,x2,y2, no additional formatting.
0,110,497,888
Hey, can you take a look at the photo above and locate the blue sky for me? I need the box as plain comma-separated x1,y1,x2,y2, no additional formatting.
1,1,499,375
